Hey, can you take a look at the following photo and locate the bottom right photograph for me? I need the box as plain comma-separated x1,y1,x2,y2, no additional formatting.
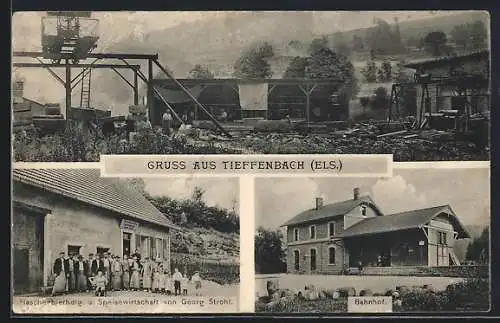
254,165,490,313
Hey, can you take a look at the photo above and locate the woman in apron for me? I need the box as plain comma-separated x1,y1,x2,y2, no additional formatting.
111,256,123,291
129,256,141,291
141,257,153,292
152,261,162,293
121,255,130,290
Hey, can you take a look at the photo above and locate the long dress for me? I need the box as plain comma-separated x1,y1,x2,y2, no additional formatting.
68,259,76,292
152,267,161,291
111,260,123,290
76,261,87,291
122,260,130,290
129,261,141,290
164,275,172,293
52,273,67,295
142,261,153,289
158,272,166,291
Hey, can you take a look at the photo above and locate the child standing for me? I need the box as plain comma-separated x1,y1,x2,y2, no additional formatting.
181,271,189,296
191,271,202,296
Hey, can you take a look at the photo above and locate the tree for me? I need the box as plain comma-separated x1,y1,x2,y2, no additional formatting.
283,56,309,78
423,31,448,57
366,18,403,55
308,36,329,55
305,47,358,100
361,51,378,83
469,20,488,50
372,86,390,110
257,41,274,59
188,64,214,79
233,47,273,79
255,227,286,274
352,34,365,52
332,32,351,57
450,24,470,50
377,59,392,82
191,186,205,203
466,227,489,264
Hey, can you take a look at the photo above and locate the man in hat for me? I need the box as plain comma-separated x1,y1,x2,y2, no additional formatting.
51,252,69,296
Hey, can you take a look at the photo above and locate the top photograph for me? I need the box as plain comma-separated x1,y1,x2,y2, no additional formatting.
11,11,490,162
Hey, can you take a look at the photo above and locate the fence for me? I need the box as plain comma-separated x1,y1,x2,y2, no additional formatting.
170,252,240,285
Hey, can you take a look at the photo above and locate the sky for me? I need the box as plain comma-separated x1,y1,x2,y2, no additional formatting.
11,10,461,112
255,167,490,230
142,177,239,212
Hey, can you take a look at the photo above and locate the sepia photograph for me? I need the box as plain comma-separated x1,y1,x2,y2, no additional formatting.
11,168,240,313
254,166,490,313
12,11,490,162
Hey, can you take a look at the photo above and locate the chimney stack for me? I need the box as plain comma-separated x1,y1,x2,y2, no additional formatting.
353,187,360,200
315,197,324,210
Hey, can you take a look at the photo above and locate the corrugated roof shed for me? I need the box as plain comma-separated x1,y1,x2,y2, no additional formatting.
404,49,489,69
12,169,176,230
337,205,470,239
281,195,383,227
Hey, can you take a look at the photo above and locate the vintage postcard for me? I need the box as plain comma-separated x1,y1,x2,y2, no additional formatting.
11,168,240,314
254,164,490,313
10,9,493,317
11,11,490,162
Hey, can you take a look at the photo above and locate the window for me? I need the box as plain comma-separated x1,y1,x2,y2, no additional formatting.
328,247,336,264
310,249,317,271
328,222,335,237
155,238,163,260
361,205,367,217
135,234,142,253
294,250,300,271
309,225,316,239
437,231,448,266
68,245,81,257
293,228,299,241
96,247,109,256
163,238,169,260
438,232,448,245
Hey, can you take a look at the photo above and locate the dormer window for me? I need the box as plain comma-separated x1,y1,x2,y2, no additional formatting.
309,225,316,239
361,205,367,217
293,228,299,241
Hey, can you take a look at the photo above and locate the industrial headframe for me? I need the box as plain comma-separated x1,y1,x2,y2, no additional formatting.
12,11,231,137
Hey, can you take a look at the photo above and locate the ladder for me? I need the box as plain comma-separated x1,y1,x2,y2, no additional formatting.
80,68,92,108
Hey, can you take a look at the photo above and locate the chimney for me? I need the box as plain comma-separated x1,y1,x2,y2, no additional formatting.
315,197,324,210
353,187,360,200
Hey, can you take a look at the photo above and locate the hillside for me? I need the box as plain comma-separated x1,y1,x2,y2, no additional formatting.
454,224,488,262
90,11,488,113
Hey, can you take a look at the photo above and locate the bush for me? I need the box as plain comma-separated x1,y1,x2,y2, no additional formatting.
13,125,239,162
170,252,239,285
398,278,490,312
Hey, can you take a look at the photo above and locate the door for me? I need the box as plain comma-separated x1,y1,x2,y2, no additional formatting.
122,232,132,256
310,249,317,272
13,248,30,295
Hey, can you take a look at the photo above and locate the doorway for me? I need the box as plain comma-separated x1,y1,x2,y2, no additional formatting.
293,250,300,271
122,232,132,256
13,248,30,295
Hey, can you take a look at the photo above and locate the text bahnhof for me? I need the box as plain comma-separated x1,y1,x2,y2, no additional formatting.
146,160,309,170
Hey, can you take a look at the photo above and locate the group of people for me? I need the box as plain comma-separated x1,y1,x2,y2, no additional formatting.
51,250,203,297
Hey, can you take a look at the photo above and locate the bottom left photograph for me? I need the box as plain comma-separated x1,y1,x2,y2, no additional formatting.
11,168,240,314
